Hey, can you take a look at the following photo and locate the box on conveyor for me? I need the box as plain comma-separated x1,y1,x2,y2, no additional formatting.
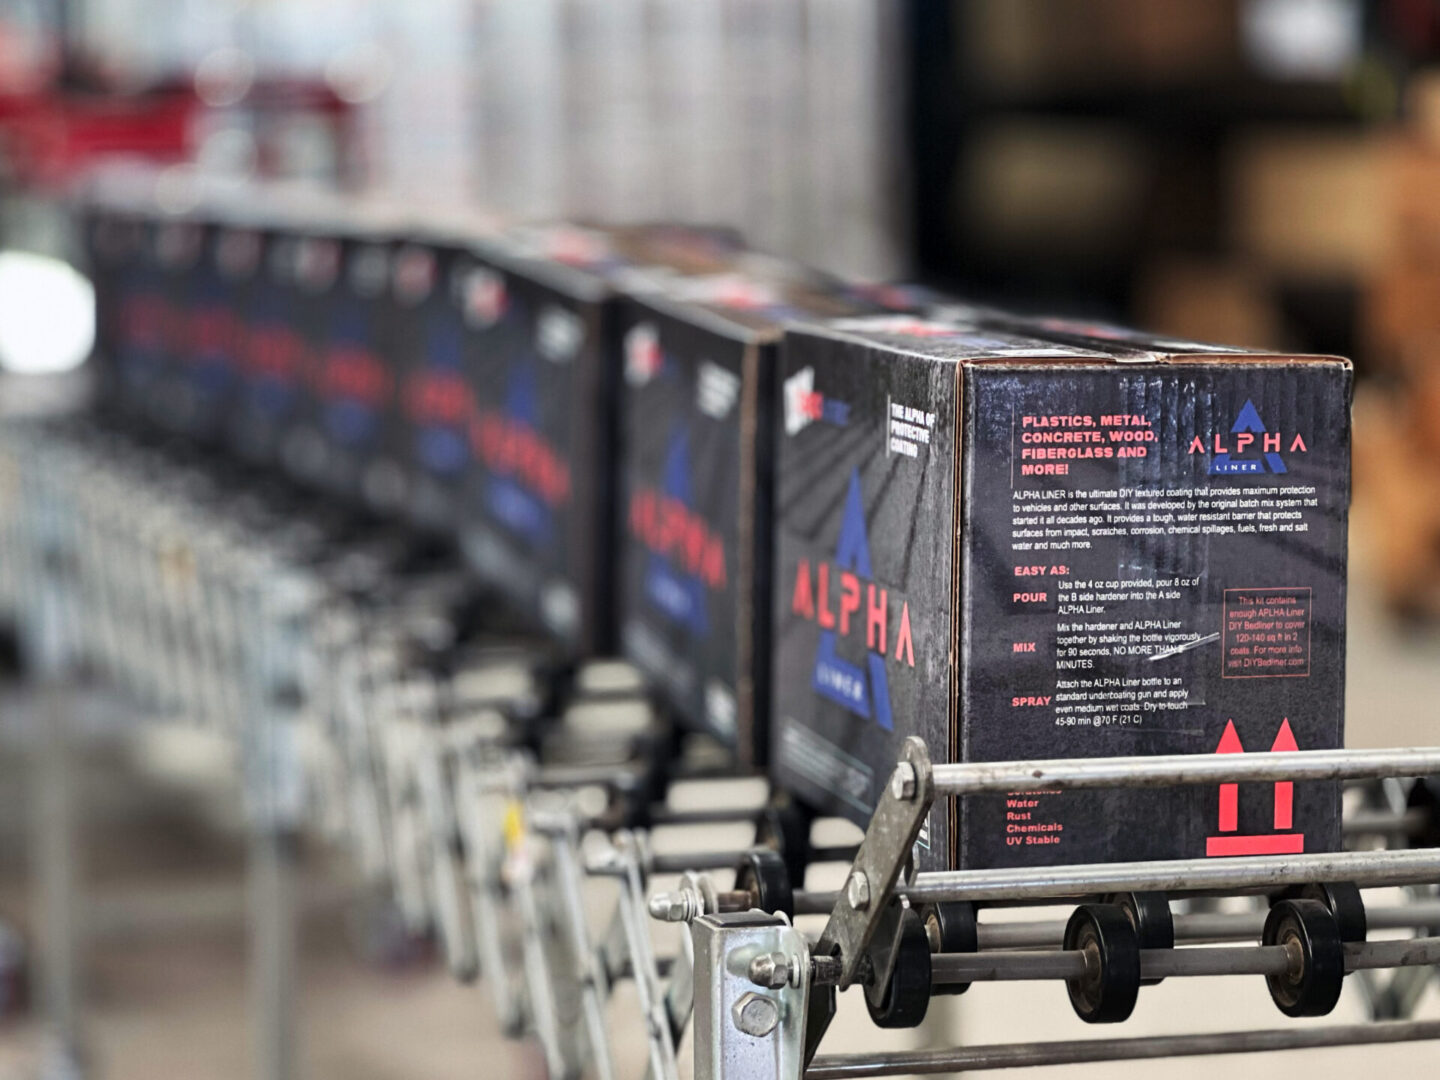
386,214,497,536
79,188,147,422
452,223,740,662
276,202,406,511
79,178,201,432
224,198,313,468
614,255,877,767
770,311,1351,871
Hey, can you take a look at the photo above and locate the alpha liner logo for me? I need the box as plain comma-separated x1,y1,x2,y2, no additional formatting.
473,360,571,547
791,468,915,731
1190,399,1308,476
628,426,727,638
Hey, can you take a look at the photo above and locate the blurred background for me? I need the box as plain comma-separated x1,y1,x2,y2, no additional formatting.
1,1,1440,1078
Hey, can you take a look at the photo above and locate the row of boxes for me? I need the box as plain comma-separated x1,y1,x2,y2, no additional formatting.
79,174,1352,871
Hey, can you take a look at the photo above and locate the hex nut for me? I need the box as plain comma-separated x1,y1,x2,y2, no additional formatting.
889,762,918,801
846,870,871,911
748,951,793,989
733,992,781,1037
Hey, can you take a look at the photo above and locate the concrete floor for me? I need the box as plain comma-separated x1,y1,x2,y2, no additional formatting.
0,524,1437,1080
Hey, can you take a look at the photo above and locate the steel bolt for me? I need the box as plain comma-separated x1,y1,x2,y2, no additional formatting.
890,762,918,801
748,951,792,989
846,870,871,911
648,888,696,922
733,992,780,1037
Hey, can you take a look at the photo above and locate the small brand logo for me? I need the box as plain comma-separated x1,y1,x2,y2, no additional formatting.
783,366,851,436
791,468,914,730
1189,400,1308,475
697,361,740,419
458,266,507,327
625,322,664,386
537,305,583,363
390,246,434,303
294,237,340,292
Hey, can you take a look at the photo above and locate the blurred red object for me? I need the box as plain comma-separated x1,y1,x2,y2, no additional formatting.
0,90,197,186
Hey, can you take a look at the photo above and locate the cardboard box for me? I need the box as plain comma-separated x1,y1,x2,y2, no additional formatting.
167,213,261,446
455,224,742,661
90,203,202,431
389,234,473,535
771,313,1351,870
80,198,147,422
225,219,311,467
141,214,209,435
277,214,402,508
454,227,622,659
615,263,870,765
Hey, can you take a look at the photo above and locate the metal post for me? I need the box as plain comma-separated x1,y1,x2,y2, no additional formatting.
613,833,683,1080
543,813,617,1080
692,912,810,1080
240,566,310,1080
26,457,87,1080
249,828,297,1080
32,680,85,1080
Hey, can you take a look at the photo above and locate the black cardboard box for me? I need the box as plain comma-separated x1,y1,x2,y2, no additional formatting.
81,198,146,421
277,214,402,508
390,233,473,535
454,224,742,661
771,313,1351,871
167,212,260,445
226,220,310,467
96,206,199,430
142,214,209,435
455,227,618,659
616,267,871,766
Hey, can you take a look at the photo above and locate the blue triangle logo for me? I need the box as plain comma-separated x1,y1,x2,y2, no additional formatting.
810,468,893,731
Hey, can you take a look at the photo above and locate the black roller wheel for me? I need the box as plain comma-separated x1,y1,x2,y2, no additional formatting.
735,848,794,919
1063,904,1141,1024
920,902,978,996
864,908,932,1029
1263,898,1345,1017
1408,777,1440,849
1275,882,1366,947
1106,891,1174,986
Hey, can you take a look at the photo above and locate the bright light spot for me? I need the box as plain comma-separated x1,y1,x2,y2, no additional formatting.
1243,0,1361,81
195,47,255,108
326,42,394,105
0,252,94,375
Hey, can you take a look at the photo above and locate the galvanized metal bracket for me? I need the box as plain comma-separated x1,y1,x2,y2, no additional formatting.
814,736,934,988
692,912,810,1080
